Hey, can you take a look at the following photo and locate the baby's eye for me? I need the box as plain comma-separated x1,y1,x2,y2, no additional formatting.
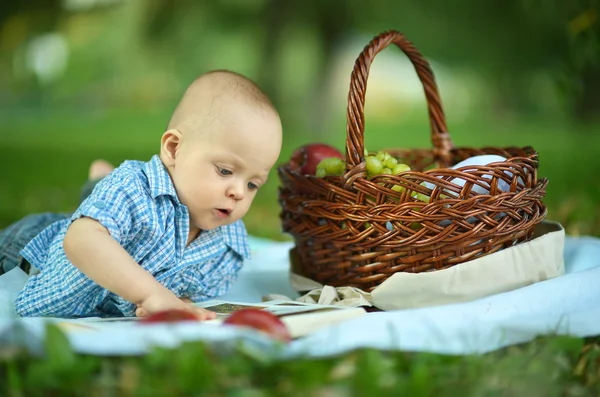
247,182,259,190
217,167,232,176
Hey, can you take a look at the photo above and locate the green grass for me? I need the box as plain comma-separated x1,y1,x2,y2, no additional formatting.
1,110,599,395
1,326,599,396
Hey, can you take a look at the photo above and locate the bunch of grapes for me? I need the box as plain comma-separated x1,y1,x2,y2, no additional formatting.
315,150,431,202
365,151,410,179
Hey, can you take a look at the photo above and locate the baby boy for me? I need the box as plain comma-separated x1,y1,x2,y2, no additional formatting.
10,70,282,319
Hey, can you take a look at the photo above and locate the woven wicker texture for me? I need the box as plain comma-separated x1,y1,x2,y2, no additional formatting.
278,30,548,292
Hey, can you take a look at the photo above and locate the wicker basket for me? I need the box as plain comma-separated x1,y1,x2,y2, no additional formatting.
277,30,548,293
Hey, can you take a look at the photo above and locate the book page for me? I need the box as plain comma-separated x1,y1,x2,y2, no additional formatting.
54,299,367,338
196,299,358,317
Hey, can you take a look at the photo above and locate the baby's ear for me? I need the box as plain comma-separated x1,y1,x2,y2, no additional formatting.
160,129,182,166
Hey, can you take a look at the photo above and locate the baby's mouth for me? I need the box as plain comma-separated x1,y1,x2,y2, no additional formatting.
216,208,231,216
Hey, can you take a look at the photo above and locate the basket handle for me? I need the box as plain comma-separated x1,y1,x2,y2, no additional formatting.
345,30,453,168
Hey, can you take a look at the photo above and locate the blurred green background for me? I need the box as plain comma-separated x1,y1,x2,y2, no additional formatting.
1,0,599,239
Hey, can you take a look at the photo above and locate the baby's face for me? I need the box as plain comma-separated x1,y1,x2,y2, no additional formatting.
170,105,282,232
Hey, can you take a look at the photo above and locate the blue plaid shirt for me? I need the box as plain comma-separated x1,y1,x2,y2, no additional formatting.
15,155,251,318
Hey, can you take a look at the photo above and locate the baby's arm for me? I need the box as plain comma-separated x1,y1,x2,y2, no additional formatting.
63,217,215,319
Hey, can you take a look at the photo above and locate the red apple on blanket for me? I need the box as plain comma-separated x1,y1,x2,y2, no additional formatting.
139,309,201,323
223,308,291,342
289,143,344,175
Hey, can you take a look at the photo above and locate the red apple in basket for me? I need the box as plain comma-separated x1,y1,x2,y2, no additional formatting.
289,143,344,175
223,308,291,342
139,309,201,324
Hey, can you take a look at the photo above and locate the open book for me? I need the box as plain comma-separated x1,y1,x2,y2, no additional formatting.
200,300,367,338
57,300,368,339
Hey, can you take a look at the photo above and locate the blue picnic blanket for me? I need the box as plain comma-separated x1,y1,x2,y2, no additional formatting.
0,233,599,358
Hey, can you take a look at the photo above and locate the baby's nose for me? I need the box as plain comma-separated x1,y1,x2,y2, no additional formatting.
227,183,245,200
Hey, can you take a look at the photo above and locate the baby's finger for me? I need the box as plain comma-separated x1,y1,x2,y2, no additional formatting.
194,308,217,321
191,307,217,321
136,307,148,317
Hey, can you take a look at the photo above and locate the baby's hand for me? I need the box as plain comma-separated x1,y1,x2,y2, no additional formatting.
135,290,216,320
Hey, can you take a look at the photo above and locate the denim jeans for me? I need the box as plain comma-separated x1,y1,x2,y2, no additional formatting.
0,178,100,275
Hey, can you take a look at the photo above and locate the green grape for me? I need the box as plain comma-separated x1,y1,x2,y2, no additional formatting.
411,222,423,230
384,157,398,169
315,160,327,175
327,157,346,175
415,193,430,203
365,155,383,175
376,151,391,162
393,163,411,175
411,190,430,203
316,157,345,176
411,182,430,202
381,168,392,175
389,163,410,194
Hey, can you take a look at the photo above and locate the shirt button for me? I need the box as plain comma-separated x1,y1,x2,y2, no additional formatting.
94,201,106,210
189,286,198,293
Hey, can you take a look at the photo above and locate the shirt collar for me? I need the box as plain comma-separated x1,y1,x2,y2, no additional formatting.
144,155,178,200
188,222,250,260
145,154,251,259
218,221,251,259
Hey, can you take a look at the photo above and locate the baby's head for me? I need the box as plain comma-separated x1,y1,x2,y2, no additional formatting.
160,70,282,232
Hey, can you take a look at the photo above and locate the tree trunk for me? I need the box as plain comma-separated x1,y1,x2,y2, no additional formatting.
308,0,352,138
257,0,290,108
